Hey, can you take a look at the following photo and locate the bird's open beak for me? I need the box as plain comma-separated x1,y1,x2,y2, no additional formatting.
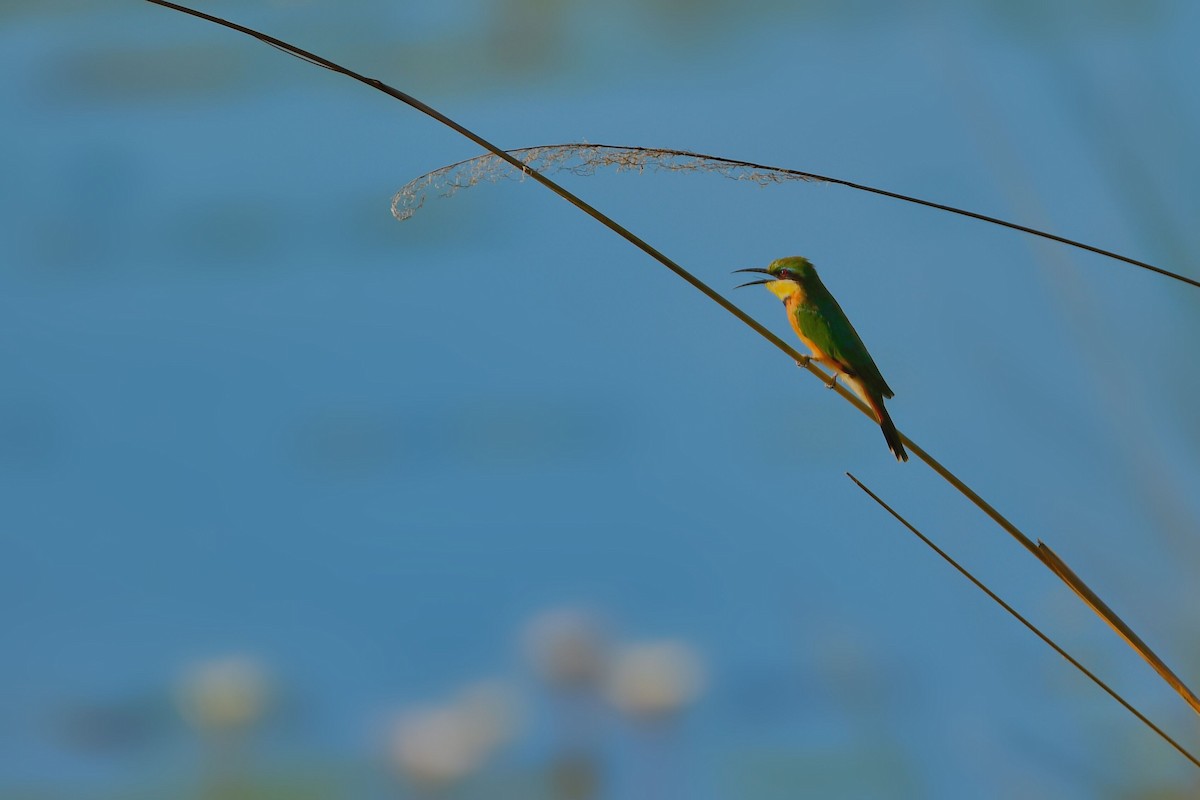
732,267,773,289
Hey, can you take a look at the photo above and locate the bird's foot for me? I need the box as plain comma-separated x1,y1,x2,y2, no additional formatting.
794,357,811,369
825,376,838,390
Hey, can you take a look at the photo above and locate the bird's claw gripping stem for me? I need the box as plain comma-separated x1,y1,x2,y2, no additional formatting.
795,357,837,389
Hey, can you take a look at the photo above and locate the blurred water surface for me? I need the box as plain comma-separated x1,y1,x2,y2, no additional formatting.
3,1,1200,798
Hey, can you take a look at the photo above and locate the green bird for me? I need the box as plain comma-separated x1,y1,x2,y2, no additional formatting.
735,256,908,462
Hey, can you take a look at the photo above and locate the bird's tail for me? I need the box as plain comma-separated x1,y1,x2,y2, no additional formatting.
871,397,909,463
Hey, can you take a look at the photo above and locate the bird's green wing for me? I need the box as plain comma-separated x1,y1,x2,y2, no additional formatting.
793,291,895,399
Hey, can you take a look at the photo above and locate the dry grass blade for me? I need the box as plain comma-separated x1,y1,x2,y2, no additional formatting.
1036,542,1200,716
144,0,1200,722
392,143,1200,290
902,430,1200,718
846,473,1200,771
390,144,812,222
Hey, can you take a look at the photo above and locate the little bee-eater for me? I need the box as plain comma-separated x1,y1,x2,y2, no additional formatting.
736,256,908,462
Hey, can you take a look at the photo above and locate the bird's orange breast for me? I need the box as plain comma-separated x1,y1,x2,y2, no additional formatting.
776,285,830,362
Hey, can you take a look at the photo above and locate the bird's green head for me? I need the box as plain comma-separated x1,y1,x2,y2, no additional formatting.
733,256,817,298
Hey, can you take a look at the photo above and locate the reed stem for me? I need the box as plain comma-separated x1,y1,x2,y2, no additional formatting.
847,473,1200,771
144,0,1200,725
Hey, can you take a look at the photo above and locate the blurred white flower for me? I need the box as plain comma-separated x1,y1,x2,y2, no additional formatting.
387,679,522,790
607,641,705,720
523,608,608,690
175,655,272,733
389,705,484,790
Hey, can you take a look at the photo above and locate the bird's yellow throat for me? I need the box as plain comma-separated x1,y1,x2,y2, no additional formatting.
766,279,802,302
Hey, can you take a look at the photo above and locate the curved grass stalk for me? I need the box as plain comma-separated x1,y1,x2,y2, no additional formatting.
847,473,1200,771
391,143,1200,290
143,0,1200,750
390,143,816,221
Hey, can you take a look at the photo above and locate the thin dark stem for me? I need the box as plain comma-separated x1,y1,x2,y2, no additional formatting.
401,143,1199,290
846,473,1200,771
142,0,803,370
143,0,1200,721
